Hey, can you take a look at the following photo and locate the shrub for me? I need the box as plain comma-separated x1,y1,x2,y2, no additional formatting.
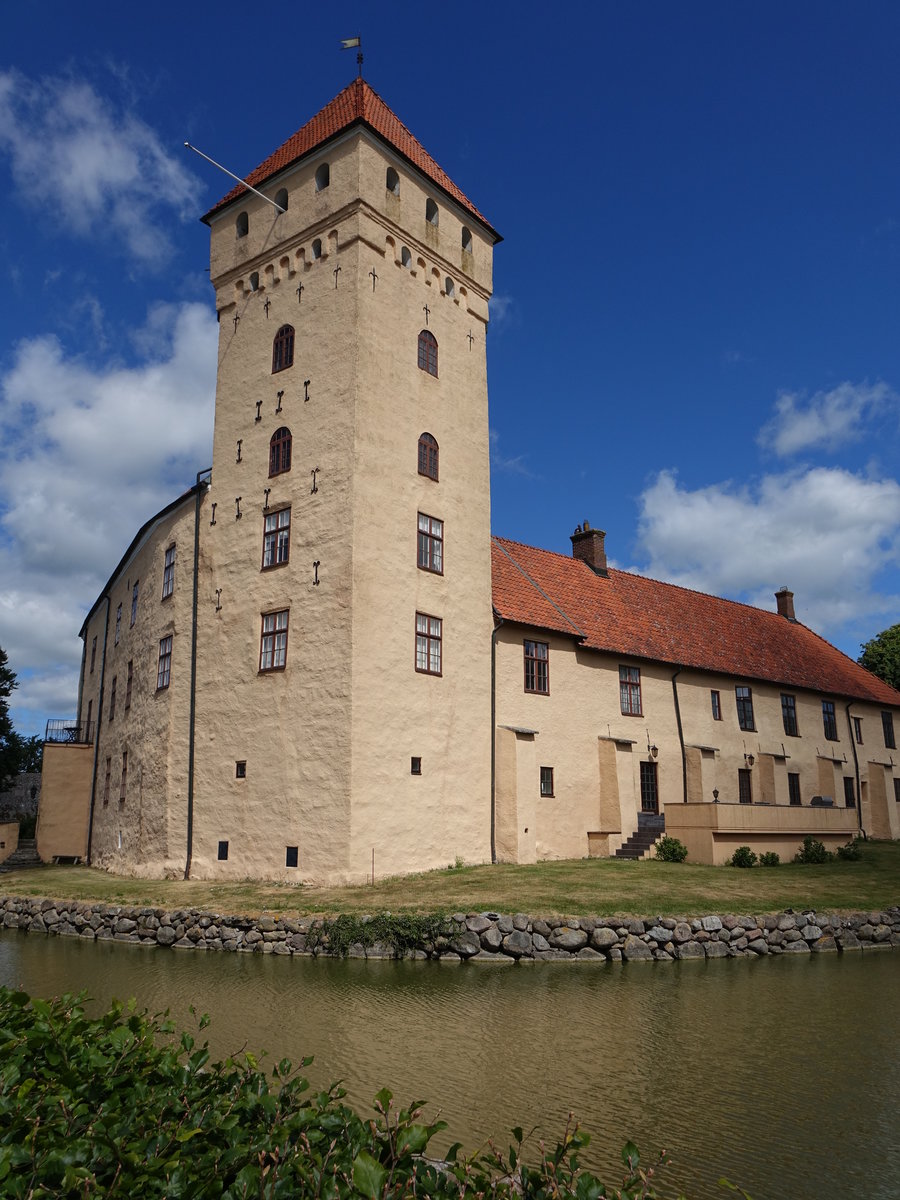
793,835,834,865
305,911,454,958
729,845,758,868
654,836,688,862
837,839,862,861
759,851,780,867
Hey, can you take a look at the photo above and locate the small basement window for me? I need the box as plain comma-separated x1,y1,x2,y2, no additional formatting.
411,756,422,775
235,760,247,779
286,845,299,868
217,840,229,861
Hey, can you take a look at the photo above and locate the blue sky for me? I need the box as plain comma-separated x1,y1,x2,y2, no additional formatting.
2,2,899,737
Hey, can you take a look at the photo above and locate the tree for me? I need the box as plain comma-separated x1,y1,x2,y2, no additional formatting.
859,623,900,691
0,647,18,791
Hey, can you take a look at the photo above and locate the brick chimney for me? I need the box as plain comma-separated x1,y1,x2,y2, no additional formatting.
570,521,608,576
775,586,796,621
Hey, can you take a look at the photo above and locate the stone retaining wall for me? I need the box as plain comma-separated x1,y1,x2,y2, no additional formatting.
1,895,899,962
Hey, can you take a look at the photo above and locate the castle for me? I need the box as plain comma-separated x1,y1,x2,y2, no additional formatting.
37,79,900,881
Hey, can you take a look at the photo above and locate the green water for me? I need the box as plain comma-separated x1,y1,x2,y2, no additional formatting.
1,930,898,1200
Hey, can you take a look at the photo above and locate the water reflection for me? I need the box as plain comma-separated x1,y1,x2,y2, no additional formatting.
2,932,898,1200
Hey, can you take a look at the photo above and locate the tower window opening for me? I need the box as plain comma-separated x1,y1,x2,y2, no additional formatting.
311,238,322,260
249,271,259,292
315,163,330,191
386,167,400,195
401,246,412,268
418,329,438,377
461,226,473,253
272,324,294,373
418,432,439,480
445,277,455,298
236,211,248,238
425,198,439,226
269,427,292,477
274,187,288,213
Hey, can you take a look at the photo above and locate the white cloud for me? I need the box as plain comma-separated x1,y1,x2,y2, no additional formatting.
633,466,900,635
489,428,535,478
0,69,200,265
758,380,897,457
0,301,217,733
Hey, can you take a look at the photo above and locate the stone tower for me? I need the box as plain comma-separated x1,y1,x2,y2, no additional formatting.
191,79,500,882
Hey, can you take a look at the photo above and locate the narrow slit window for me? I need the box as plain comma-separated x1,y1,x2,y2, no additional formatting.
162,545,175,599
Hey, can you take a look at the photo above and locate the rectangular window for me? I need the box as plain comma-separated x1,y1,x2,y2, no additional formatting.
119,751,128,804
90,636,97,674
781,693,798,737
286,846,299,868
108,675,117,721
843,777,856,808
640,761,659,813
738,768,752,804
619,666,642,716
710,690,721,720
853,716,863,745
115,603,122,645
125,660,133,710
411,756,422,775
162,545,175,599
217,840,229,862
103,757,111,807
86,699,93,738
417,513,443,573
260,610,289,672
788,772,801,806
523,640,549,694
415,612,442,675
131,581,139,627
822,700,838,741
157,635,173,690
883,711,896,750
235,760,247,779
540,765,555,797
262,508,291,569
735,686,755,732
894,778,900,804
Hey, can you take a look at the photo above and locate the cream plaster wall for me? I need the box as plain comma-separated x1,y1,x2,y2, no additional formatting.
665,801,859,865
36,744,92,861
0,821,18,864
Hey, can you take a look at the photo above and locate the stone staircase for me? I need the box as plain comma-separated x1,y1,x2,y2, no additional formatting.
0,838,43,872
615,813,666,860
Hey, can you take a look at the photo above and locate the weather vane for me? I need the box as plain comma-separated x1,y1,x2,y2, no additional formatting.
341,35,363,76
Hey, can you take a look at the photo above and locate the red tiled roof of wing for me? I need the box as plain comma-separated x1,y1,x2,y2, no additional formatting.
202,77,496,233
491,537,900,706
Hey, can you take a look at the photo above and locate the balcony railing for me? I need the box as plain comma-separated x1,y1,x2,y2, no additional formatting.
45,719,95,746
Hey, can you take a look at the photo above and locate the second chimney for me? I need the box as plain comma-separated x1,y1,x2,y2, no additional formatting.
775,587,796,621
571,521,608,576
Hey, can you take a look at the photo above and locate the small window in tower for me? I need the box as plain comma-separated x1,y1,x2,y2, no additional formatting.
269,427,292,477
286,845,299,868
445,277,455,298
425,198,439,226
418,329,438,377
235,760,247,779
236,211,248,238
218,840,229,861
461,226,473,253
418,432,439,480
272,324,294,373
401,246,412,268
274,187,288,213
249,271,260,292
411,756,422,775
315,163,330,191
311,238,322,260
386,167,400,195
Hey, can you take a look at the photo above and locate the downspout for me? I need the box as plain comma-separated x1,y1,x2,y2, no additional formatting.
671,667,687,803
845,701,866,839
490,612,504,864
185,470,210,880
86,596,111,865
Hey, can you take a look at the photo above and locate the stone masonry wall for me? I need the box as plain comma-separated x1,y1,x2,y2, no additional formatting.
1,894,898,962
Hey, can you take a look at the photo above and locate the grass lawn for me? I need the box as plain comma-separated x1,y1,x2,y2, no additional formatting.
1,840,897,919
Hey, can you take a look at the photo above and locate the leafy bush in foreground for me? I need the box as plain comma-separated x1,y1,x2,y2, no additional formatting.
793,836,833,865
654,837,688,863
837,839,862,861
0,986,717,1198
729,846,758,869
758,852,780,868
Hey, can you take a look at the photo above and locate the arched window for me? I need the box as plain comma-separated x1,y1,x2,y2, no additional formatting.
272,325,294,373
236,211,249,238
249,271,259,292
315,163,330,191
386,167,400,195
401,246,411,268
311,238,322,260
417,329,438,377
425,198,439,226
461,226,473,253
269,427,292,477
445,277,455,298
274,187,288,213
418,433,439,481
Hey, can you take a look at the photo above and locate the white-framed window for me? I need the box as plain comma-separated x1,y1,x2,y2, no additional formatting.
260,610,289,672
157,635,173,690
262,508,291,569
415,612,442,675
162,545,175,598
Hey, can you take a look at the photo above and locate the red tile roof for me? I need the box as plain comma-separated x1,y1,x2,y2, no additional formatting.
202,77,496,234
492,536,900,706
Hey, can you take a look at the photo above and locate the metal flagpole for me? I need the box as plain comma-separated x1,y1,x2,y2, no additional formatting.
184,143,286,213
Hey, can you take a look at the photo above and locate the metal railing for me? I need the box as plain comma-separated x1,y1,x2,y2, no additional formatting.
44,719,94,746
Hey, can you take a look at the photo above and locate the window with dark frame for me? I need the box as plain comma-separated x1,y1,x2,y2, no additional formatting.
217,840,229,861
843,777,856,808
260,610,289,672
735,686,755,731
523,640,549,694
103,757,111,807
853,716,863,745
619,666,642,716
781,693,798,737
125,661,133,710
236,212,248,238
710,690,721,720
109,675,117,721
788,772,801,806
90,635,97,673
269,427,292,477
415,612,442,675
540,765,554,797
86,699,92,737
115,604,122,645
640,761,659,813
235,761,247,779
894,778,900,805
418,432,439,480
119,751,128,804
157,635,173,691
286,845,299,868
417,512,443,573
738,767,752,804
411,756,422,775
131,581,139,626
162,545,175,598
262,507,291,569
883,711,897,749
272,324,295,373
417,329,438,376
822,700,838,741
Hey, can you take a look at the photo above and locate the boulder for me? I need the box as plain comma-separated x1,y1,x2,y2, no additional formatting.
621,935,653,961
